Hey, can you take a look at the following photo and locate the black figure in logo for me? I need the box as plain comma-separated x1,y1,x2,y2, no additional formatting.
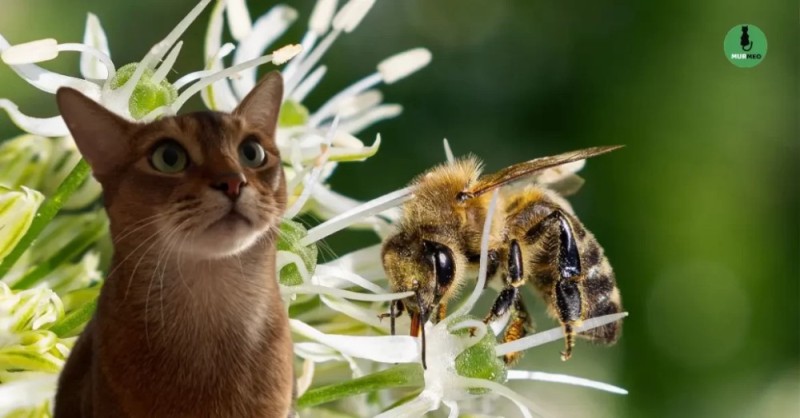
740,25,753,51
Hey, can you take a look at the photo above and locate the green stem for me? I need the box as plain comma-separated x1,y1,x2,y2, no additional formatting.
0,159,91,279
49,295,98,337
298,363,424,409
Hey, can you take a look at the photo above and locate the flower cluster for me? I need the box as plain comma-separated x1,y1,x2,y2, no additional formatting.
0,1,626,417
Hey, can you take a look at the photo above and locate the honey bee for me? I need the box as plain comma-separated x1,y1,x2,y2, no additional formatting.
381,146,623,366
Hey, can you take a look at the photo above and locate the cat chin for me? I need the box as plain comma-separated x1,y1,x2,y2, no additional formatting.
180,224,265,259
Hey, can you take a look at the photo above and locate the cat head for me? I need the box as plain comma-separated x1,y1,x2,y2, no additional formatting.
56,71,287,259
742,25,749,33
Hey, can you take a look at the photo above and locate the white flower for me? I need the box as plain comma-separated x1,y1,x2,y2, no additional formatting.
0,0,300,135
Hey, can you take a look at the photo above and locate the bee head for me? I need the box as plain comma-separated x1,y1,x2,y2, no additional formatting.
382,231,459,318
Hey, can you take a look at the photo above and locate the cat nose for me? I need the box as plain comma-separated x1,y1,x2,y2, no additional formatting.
212,173,247,199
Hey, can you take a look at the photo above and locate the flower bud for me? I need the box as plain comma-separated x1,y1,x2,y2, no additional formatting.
0,186,44,263
109,63,178,119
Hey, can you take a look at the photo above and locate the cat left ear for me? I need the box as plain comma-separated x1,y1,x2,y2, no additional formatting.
56,87,134,177
234,70,283,138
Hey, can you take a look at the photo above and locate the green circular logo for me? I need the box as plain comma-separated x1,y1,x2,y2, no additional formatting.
724,24,767,68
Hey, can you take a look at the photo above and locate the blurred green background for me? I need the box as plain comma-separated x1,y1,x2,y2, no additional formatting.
1,0,797,417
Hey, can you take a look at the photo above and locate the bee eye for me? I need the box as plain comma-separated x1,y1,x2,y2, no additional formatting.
150,140,189,173
423,241,455,290
239,135,266,168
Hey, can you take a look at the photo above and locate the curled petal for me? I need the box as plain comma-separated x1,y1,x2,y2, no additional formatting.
0,100,68,138
1,35,100,95
507,370,628,395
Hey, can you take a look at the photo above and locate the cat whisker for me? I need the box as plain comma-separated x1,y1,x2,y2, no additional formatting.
112,213,170,245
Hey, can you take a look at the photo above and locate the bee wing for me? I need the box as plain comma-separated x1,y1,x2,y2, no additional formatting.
462,145,623,199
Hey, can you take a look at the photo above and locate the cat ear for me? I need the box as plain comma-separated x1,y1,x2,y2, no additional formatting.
56,87,134,176
234,70,283,137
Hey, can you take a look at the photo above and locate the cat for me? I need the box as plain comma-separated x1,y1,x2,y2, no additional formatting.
740,25,753,51
53,71,295,418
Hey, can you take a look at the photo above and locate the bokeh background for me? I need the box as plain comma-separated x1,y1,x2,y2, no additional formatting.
1,0,797,417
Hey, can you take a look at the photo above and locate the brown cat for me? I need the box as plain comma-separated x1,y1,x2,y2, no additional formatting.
53,71,294,417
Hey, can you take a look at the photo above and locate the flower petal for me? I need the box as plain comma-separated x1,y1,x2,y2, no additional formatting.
300,185,412,245
224,0,253,41
338,104,402,135
507,370,628,395
80,13,111,80
290,319,419,363
0,100,68,137
231,5,298,98
494,312,629,357
0,35,101,95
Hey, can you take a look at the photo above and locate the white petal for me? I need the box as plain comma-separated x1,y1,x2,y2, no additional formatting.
375,390,439,418
290,319,419,363
300,184,411,245
296,359,315,396
174,51,279,112
199,43,238,111
80,13,111,79
231,5,298,98
285,284,412,302
337,89,382,118
454,377,542,418
224,0,253,41
443,138,455,163
310,0,338,35
1,38,57,64
0,374,57,414
0,35,100,95
314,264,384,293
378,47,432,84
294,342,346,363
204,0,225,62
319,294,384,328
338,104,402,135
507,370,628,395
495,312,629,356
321,244,384,281
152,41,183,83
332,0,375,33
288,64,327,102
308,72,382,127
452,190,499,318
0,99,69,137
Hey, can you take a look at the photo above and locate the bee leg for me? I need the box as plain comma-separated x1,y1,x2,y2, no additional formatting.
549,211,583,361
378,300,405,335
502,295,534,365
482,286,518,329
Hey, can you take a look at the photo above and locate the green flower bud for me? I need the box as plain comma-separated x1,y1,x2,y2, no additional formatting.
0,186,44,263
277,219,318,286
109,63,178,119
279,100,310,127
448,316,507,394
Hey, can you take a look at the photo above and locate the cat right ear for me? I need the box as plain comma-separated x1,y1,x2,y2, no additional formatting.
56,87,134,176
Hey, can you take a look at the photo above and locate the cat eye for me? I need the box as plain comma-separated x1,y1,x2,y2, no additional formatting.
150,140,189,173
239,136,267,168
